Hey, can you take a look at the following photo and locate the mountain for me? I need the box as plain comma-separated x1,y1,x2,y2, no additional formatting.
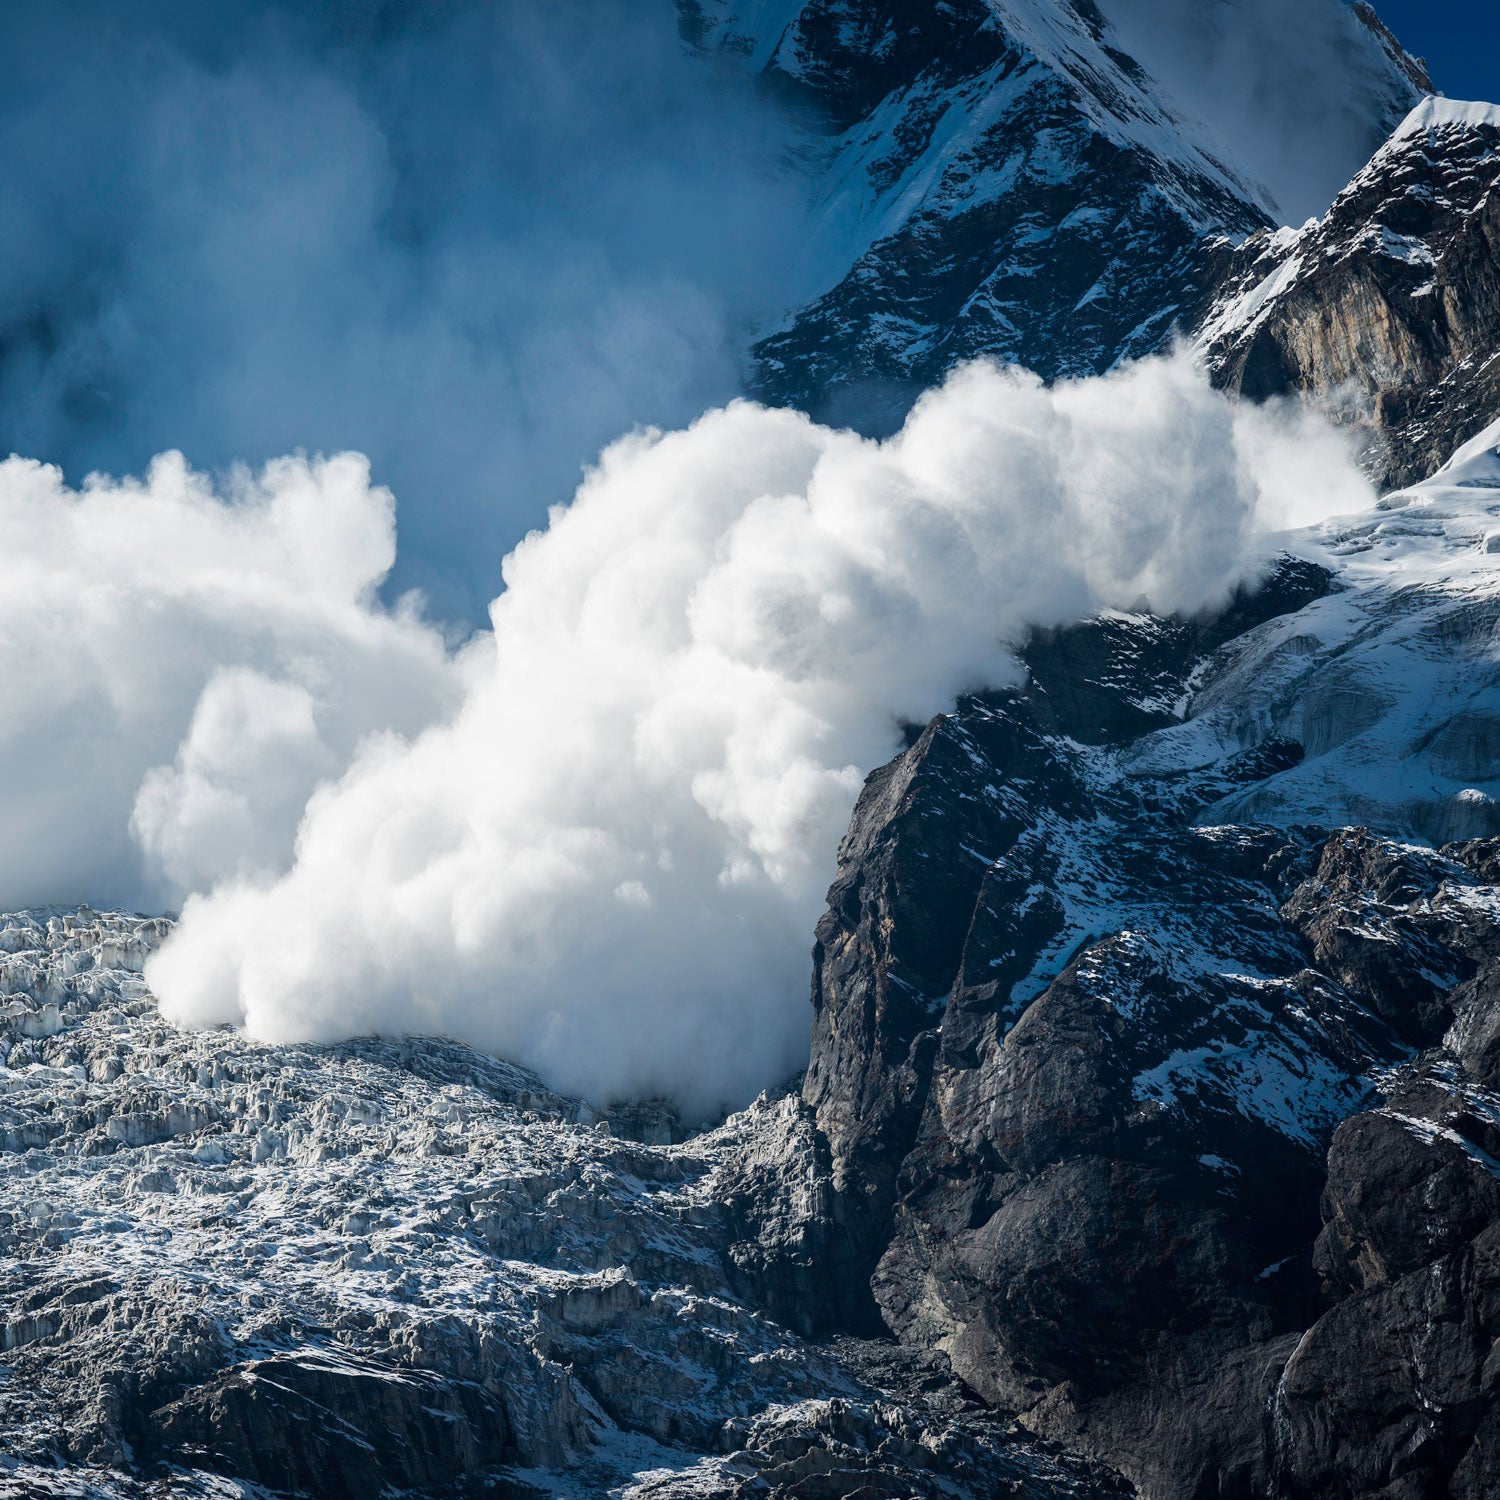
12,430,1500,1498
1202,96,1500,490
681,0,1429,429
756,46,1500,1494
792,426,1500,1496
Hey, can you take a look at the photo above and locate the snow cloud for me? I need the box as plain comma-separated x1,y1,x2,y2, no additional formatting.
0,0,1421,626
29,354,1363,1117
0,449,459,913
0,0,806,619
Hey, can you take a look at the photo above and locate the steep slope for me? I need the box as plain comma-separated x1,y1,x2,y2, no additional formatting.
1202,96,1500,490
681,0,1428,427
791,429,1500,1497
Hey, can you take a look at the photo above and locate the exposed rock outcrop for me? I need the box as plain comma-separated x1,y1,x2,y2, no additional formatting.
683,0,1424,429
790,474,1500,1497
1202,97,1500,490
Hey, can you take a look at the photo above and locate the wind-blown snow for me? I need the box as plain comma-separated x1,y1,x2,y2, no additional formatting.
1092,0,1428,224
1121,420,1500,847
0,1,809,619
1432,412,1500,487
105,354,1369,1115
0,450,458,911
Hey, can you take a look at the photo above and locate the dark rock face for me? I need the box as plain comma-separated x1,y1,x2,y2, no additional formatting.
1201,99,1500,491
802,701,1072,1329
681,1,1424,431
150,1353,513,1498
733,0,1266,429
800,559,1337,1331
790,563,1500,1498
751,105,1231,431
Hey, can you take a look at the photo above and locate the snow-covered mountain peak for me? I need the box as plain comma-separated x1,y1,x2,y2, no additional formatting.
1200,83,1500,492
1334,91,1500,211
1391,94,1500,143
683,0,1428,424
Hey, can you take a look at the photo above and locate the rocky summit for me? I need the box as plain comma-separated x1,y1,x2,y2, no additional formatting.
1202,97,1500,493
682,0,1426,429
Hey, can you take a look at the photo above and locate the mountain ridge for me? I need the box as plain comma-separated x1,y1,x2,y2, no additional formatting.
680,0,1429,429
1201,93,1500,490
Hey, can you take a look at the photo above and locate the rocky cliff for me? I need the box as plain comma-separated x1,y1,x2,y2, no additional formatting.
680,0,1426,430
788,435,1500,1496
1202,97,1500,491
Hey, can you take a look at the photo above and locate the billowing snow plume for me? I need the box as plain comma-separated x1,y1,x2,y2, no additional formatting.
107,355,1364,1114
0,450,457,911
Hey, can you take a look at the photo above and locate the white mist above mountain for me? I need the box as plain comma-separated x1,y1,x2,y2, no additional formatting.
10,355,1358,1115
0,451,461,909
1093,0,1426,224
0,1,1428,625
0,0,807,618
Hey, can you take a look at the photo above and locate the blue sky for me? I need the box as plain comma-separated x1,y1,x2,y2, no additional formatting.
1377,0,1500,104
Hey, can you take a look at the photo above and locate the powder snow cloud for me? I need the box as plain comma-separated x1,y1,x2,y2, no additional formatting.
0,0,1421,626
0,450,459,911
5,352,1359,1117
0,0,807,619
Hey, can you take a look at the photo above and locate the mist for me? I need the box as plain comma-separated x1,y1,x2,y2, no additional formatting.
0,0,1421,629
0,449,458,911
1096,0,1425,224
0,3,1400,1111
0,0,807,619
